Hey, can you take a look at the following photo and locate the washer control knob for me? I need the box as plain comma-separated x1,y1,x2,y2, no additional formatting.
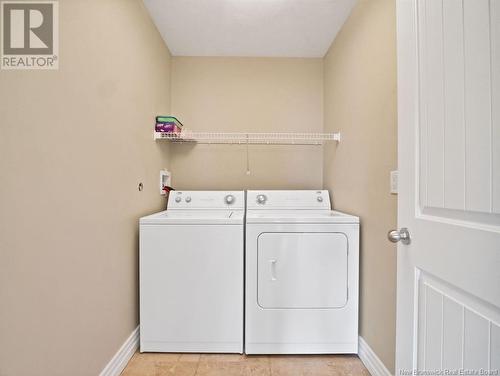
175,196,181,203
256,194,267,205
185,196,192,203
317,196,323,202
225,194,235,205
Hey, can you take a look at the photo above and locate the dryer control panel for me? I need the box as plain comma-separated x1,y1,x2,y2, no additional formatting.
246,190,331,210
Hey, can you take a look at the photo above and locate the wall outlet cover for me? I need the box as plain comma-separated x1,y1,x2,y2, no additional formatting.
160,170,171,195
390,170,398,195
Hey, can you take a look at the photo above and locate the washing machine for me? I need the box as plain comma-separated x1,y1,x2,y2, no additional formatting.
245,190,359,354
140,191,244,353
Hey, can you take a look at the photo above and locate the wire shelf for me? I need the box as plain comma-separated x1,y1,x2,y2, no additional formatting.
154,131,341,145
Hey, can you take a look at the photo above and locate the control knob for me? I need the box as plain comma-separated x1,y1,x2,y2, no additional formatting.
256,194,267,204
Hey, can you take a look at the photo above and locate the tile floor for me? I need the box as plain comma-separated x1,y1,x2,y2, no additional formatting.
121,353,370,376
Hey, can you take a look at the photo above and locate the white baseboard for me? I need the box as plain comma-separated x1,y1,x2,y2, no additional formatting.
358,336,393,376
98,329,388,376
99,326,139,376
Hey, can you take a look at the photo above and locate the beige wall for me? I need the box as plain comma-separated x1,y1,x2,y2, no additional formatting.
0,1,171,375
323,0,397,372
169,57,323,190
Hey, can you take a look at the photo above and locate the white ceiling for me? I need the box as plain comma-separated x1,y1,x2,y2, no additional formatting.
143,0,357,58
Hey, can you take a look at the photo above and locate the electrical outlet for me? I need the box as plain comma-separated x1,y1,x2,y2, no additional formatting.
390,170,398,194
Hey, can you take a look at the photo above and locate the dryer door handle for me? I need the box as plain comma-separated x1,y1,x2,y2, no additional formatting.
269,259,277,281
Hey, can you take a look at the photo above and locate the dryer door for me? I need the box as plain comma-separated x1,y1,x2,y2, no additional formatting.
257,232,348,309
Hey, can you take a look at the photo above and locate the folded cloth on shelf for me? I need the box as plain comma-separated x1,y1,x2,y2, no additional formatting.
155,122,181,133
155,116,183,127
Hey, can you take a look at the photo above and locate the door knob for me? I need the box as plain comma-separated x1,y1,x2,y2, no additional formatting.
388,228,411,244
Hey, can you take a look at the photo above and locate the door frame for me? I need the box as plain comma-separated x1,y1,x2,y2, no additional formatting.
396,0,421,371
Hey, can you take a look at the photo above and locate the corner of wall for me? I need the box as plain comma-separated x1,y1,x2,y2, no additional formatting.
321,0,398,373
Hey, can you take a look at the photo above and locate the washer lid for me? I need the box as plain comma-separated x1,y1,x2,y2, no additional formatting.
246,210,359,224
140,210,244,225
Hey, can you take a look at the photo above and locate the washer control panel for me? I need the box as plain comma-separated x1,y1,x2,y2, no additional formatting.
168,191,244,209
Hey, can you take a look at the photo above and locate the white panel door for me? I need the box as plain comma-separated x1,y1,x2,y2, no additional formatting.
397,0,500,374
257,232,348,309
